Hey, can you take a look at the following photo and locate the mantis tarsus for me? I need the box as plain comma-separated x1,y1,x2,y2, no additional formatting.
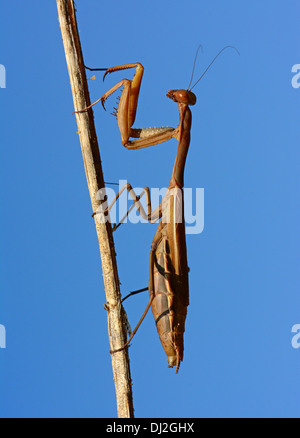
78,46,239,373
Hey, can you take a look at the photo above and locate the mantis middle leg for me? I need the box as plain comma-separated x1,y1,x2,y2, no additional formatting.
94,182,163,230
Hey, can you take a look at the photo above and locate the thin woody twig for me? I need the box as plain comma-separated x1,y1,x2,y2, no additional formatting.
56,0,134,418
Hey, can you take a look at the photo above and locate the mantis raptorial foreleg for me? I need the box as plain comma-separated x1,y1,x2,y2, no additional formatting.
75,63,177,149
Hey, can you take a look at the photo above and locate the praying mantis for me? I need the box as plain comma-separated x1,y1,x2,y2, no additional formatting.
77,46,238,372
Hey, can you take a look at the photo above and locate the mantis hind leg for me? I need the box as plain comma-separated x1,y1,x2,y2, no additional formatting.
110,222,163,354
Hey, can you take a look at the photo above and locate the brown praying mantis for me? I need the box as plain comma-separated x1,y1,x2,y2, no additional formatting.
77,46,239,372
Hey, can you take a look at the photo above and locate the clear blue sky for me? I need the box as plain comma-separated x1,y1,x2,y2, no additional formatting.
0,0,299,418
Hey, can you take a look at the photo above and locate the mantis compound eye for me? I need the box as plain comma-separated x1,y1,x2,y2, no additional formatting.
187,90,197,105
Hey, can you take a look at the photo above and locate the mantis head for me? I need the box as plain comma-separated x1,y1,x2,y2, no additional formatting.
166,89,197,106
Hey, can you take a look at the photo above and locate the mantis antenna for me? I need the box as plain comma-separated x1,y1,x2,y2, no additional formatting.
187,44,203,91
188,45,240,91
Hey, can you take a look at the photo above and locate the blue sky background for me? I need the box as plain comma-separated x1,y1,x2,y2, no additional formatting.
0,0,299,418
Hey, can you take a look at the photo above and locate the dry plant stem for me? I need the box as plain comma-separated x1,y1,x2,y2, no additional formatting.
56,0,134,418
